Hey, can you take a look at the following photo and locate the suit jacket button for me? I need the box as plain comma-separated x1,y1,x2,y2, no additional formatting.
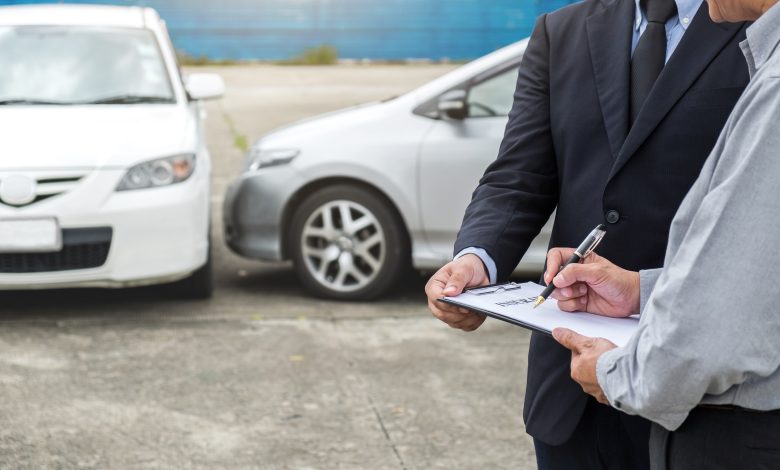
605,210,620,224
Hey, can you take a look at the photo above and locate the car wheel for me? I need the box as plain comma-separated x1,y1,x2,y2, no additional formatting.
289,185,409,300
169,237,214,299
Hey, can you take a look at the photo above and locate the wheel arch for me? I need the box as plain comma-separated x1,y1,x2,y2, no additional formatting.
280,177,412,261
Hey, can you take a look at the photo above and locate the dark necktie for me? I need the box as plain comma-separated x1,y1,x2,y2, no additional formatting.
630,0,678,123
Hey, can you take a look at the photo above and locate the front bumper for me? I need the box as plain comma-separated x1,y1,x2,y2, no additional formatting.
223,166,304,262
0,168,209,289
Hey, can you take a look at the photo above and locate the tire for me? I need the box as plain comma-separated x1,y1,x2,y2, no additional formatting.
169,239,214,300
289,184,409,300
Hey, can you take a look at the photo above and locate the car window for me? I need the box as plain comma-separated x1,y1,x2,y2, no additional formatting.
467,68,517,118
0,26,175,105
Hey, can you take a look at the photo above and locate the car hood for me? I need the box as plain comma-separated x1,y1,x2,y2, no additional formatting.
260,100,400,147
0,106,196,170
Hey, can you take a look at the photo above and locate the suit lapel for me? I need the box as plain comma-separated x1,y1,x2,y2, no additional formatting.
586,0,635,159
607,4,745,181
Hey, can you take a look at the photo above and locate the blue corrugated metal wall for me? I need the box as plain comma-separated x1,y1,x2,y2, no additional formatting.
0,0,575,60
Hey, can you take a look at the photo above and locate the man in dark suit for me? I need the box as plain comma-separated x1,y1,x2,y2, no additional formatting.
424,0,750,467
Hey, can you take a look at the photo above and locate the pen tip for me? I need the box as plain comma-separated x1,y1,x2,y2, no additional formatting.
533,296,544,309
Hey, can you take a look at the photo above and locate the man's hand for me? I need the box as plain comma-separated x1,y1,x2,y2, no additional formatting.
552,328,617,404
544,248,641,317
425,254,490,331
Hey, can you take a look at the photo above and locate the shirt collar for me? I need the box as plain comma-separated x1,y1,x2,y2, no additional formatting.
634,0,703,31
744,0,780,72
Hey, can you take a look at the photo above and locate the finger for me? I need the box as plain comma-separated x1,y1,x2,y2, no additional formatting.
550,282,588,301
447,312,483,330
557,296,588,312
429,301,484,327
553,262,602,289
430,302,470,320
460,314,487,332
552,327,589,353
429,300,469,323
544,247,577,284
432,309,471,326
450,313,487,331
426,269,465,307
425,269,450,298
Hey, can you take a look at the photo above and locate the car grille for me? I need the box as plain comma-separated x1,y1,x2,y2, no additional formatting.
0,172,86,208
0,227,112,273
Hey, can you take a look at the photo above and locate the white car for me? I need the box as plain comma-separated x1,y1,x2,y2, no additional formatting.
0,4,224,297
224,39,552,300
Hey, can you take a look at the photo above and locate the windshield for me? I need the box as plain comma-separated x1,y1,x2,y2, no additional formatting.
0,26,175,105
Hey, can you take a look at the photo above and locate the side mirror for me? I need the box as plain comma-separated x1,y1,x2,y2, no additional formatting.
437,89,468,120
185,73,225,100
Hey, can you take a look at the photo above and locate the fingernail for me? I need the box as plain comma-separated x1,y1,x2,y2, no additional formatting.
562,287,571,297
444,285,456,295
553,273,563,284
579,285,587,295
580,297,587,305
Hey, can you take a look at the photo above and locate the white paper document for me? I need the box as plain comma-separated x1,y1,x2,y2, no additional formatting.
441,282,639,347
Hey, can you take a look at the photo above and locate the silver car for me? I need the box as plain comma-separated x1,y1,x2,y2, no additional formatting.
223,39,552,300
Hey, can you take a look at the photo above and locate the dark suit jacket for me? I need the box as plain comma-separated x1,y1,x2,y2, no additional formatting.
454,0,749,445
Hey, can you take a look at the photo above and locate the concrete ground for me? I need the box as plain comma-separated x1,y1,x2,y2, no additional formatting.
0,65,537,469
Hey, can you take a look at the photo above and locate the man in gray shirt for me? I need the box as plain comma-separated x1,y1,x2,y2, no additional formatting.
544,0,780,466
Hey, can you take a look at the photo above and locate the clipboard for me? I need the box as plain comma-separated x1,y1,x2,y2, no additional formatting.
438,281,639,347
439,282,553,337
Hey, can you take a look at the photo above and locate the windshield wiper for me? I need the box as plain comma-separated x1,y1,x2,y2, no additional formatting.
85,95,175,105
0,99,71,105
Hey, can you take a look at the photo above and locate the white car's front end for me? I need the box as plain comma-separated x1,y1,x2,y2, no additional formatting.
0,5,222,292
0,108,210,289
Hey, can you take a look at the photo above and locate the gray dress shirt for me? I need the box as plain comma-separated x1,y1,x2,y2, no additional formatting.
596,3,780,431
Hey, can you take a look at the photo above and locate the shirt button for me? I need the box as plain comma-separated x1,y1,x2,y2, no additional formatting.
682,17,690,24
605,210,620,224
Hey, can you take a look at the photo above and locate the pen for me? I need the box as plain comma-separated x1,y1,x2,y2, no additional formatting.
533,224,607,309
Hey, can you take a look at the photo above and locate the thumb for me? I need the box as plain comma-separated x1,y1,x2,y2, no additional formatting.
443,267,471,296
552,328,587,353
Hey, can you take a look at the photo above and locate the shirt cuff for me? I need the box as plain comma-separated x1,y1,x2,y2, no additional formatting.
596,347,626,410
596,338,690,431
639,268,663,313
455,247,497,284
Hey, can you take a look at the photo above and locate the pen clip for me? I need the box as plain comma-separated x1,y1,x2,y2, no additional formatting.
466,282,523,296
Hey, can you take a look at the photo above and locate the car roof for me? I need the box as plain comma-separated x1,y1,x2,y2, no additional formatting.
0,4,158,28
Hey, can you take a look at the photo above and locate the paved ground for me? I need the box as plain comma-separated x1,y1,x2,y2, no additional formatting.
0,65,537,469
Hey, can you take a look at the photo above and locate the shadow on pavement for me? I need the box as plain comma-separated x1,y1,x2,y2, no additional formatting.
0,262,432,321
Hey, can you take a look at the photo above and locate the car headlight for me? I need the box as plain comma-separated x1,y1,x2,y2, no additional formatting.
116,154,196,191
245,147,299,171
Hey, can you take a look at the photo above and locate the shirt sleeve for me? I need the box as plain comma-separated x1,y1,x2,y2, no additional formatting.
455,247,497,284
597,78,780,431
638,269,662,313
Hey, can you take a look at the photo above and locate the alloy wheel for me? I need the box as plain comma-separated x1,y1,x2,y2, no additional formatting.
300,200,385,293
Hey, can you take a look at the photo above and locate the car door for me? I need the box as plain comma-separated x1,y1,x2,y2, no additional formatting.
417,65,516,261
417,64,553,271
